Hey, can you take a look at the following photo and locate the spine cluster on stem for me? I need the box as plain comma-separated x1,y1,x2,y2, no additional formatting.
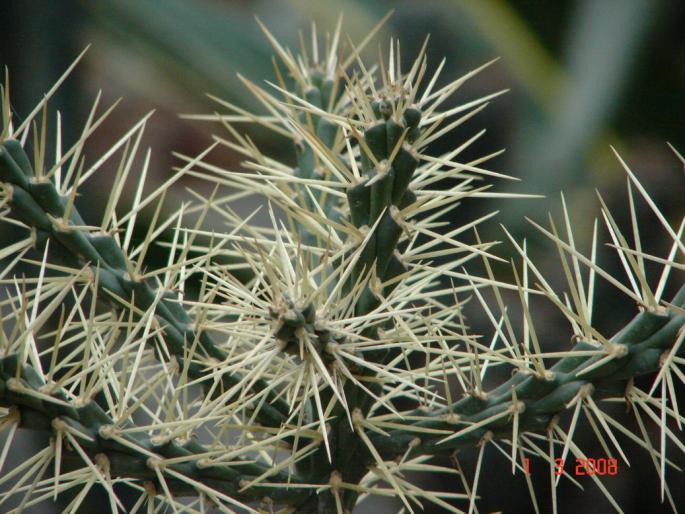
0,15,684,514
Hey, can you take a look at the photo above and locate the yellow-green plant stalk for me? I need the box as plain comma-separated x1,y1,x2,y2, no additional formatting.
1,16,684,514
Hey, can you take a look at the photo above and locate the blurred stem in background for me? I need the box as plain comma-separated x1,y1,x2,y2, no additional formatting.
439,0,660,237
0,0,85,147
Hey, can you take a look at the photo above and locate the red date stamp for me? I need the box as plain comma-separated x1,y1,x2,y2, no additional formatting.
523,457,618,476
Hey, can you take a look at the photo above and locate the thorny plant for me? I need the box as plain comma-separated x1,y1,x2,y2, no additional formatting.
0,15,684,514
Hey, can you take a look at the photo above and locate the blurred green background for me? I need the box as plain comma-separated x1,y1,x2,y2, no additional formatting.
2,0,684,512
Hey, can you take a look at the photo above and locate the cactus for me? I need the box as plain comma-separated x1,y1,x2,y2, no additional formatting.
1,16,684,514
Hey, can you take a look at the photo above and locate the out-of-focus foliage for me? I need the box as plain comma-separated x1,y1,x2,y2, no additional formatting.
3,0,683,219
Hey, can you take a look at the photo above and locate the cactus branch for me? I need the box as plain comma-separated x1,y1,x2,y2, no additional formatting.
0,354,308,508
0,138,290,429
368,287,685,458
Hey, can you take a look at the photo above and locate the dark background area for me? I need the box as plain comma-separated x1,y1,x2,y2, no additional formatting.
1,0,684,512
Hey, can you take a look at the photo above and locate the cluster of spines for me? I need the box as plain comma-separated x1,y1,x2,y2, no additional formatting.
0,354,309,510
343,96,423,320
0,15,683,514
366,292,685,455
0,138,292,429
178,20,685,513
270,295,343,367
